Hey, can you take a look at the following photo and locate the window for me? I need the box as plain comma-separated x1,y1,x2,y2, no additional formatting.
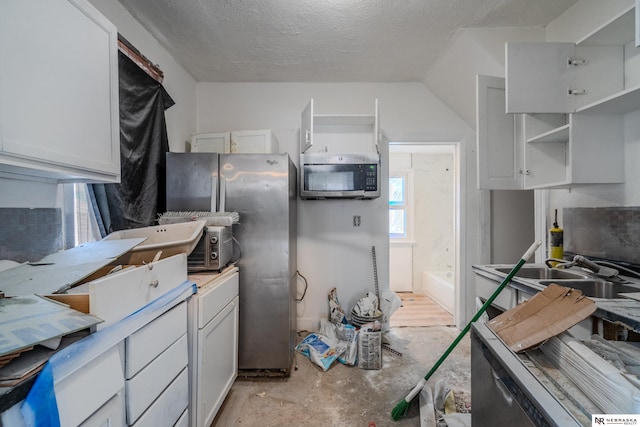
389,174,408,239
64,183,101,248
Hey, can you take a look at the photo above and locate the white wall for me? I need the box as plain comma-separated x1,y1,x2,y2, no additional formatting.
490,190,535,263
425,27,545,127
89,0,197,152
542,0,640,234
412,152,455,289
196,83,476,329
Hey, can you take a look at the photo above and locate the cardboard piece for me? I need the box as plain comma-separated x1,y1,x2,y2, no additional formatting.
488,284,597,353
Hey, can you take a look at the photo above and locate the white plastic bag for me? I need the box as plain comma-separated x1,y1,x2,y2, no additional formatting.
319,319,358,366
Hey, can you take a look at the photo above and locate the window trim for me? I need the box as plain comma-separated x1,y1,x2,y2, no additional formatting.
389,171,413,241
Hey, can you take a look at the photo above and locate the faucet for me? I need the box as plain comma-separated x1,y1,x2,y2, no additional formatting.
546,255,619,279
572,255,619,278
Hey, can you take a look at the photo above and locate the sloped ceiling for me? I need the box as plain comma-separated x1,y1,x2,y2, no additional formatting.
117,0,578,82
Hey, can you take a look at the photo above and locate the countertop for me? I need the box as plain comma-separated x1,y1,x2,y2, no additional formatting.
472,263,640,332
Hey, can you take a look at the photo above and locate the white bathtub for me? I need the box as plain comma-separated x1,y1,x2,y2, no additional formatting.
422,270,454,314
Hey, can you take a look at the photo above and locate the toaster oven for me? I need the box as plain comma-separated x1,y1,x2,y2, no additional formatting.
187,225,233,272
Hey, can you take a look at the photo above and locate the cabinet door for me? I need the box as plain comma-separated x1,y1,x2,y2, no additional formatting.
0,0,119,183
191,132,231,153
373,98,380,153
300,99,313,153
231,129,278,153
506,42,575,113
197,296,239,427
476,75,523,190
637,0,640,48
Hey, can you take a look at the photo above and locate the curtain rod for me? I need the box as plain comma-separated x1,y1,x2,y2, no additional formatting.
117,35,164,83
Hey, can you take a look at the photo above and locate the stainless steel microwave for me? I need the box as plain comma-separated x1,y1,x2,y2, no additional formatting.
300,153,380,199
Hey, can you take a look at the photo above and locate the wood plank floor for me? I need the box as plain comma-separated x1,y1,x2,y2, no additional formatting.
390,292,454,327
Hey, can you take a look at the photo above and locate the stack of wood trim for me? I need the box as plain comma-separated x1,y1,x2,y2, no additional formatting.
540,332,640,414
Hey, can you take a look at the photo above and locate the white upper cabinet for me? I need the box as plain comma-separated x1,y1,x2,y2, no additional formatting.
477,75,625,190
506,5,639,115
0,0,120,183
476,75,523,190
191,132,231,153
191,130,278,153
637,0,640,47
230,129,279,153
484,4,639,189
506,42,624,113
299,99,379,154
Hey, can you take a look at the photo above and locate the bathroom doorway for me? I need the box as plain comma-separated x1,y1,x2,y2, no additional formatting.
388,143,458,327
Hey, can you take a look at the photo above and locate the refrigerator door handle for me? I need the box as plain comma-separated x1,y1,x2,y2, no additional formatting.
211,174,218,212
219,175,226,213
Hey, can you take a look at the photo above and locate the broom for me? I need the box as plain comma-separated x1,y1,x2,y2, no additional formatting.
390,240,541,421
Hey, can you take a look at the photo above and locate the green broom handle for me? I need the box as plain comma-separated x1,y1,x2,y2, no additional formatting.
421,240,541,382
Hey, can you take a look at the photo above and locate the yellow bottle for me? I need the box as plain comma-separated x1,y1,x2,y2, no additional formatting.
549,209,563,263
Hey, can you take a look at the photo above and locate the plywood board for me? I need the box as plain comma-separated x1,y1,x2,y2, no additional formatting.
0,238,145,296
0,295,102,356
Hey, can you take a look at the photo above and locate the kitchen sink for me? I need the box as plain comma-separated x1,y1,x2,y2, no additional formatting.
539,279,640,299
495,266,588,280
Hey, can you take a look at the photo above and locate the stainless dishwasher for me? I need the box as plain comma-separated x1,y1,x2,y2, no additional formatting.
471,322,588,427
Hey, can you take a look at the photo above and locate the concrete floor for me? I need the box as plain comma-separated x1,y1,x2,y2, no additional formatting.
212,326,471,426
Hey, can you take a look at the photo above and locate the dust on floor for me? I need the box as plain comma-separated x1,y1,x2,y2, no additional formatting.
212,326,471,427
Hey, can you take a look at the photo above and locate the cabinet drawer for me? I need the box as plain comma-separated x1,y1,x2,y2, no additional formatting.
475,275,516,311
56,345,124,427
126,334,188,424
68,253,188,330
175,409,188,427
126,302,187,378
197,272,239,328
78,391,125,427
131,368,189,427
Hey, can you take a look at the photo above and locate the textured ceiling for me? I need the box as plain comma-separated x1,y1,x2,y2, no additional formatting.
117,0,578,82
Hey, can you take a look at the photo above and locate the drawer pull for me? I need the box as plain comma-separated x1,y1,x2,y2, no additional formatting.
150,280,159,288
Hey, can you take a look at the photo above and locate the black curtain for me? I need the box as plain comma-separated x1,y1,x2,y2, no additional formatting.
90,51,175,236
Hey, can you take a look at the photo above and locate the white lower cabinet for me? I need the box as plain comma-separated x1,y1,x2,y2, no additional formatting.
79,391,126,427
125,304,188,425
188,270,239,427
175,409,189,427
131,368,189,427
474,273,516,312
56,344,125,427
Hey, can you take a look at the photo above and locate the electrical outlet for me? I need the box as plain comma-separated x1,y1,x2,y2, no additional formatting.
353,215,361,227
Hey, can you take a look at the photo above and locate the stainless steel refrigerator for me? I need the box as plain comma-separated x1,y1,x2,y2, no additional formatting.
166,152,297,376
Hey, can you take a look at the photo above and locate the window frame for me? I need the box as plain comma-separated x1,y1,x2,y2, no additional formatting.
389,171,413,241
